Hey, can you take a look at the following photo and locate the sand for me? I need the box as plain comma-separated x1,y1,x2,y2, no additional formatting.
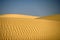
0,14,60,40
0,14,38,19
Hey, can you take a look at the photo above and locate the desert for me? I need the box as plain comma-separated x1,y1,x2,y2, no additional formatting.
0,14,60,40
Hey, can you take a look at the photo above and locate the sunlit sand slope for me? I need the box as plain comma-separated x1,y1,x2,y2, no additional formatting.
0,14,60,40
0,14,38,19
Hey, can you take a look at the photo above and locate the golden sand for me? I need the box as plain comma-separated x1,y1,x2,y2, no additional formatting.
39,14,60,21
0,14,38,19
0,14,60,40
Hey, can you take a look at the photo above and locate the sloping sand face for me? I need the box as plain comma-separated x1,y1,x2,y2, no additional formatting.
0,14,60,40
39,14,60,21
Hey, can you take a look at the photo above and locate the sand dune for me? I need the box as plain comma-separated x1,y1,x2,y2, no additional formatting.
0,14,38,19
39,14,60,21
0,14,60,40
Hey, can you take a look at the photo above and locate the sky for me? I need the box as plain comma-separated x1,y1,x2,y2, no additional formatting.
0,0,60,16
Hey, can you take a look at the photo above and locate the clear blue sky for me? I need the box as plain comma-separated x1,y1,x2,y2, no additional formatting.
0,0,60,16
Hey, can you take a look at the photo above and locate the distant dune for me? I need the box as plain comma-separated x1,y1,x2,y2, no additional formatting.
39,14,60,21
0,14,60,40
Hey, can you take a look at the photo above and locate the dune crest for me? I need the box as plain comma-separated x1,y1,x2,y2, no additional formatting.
0,14,38,19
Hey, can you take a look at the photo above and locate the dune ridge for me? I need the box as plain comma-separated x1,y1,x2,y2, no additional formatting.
0,14,38,19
